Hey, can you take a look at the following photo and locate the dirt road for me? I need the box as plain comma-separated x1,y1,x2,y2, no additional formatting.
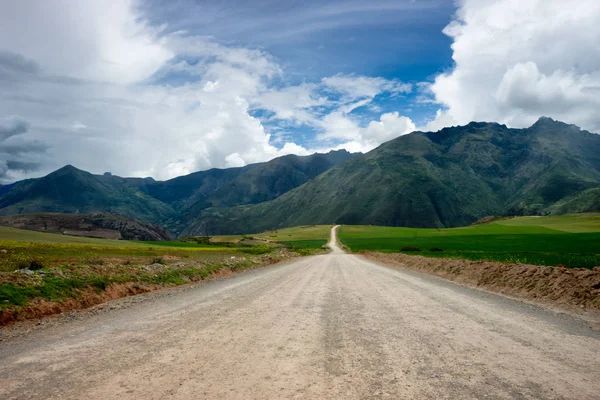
1,226,599,399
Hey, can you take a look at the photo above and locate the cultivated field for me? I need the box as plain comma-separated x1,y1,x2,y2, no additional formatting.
339,214,600,268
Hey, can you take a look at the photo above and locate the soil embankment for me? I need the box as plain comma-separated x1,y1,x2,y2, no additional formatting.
363,251,600,311
0,250,298,326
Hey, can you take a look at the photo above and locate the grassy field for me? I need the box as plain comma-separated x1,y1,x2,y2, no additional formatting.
0,226,313,317
256,225,331,249
0,226,145,246
338,214,600,268
210,225,331,251
0,227,255,273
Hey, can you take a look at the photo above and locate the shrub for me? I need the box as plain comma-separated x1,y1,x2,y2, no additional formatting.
27,259,45,270
151,256,165,265
400,246,421,252
180,236,211,244
15,258,45,270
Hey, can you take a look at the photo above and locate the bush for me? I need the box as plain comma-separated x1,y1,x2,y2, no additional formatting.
151,256,165,265
15,258,45,270
27,259,45,270
180,236,211,245
428,247,444,252
400,246,421,252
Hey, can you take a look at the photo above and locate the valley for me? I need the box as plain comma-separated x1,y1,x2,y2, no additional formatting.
1,119,599,237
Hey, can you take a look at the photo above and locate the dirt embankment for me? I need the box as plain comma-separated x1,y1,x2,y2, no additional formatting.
0,250,298,326
363,252,600,311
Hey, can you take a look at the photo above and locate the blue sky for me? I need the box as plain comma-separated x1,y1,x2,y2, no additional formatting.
144,0,455,145
0,0,599,182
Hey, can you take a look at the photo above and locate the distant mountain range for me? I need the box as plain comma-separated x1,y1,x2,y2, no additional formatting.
0,150,356,235
187,117,600,234
1,118,599,236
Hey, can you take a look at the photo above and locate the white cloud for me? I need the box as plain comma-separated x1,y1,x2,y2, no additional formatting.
0,0,418,182
323,74,412,101
224,153,246,168
318,111,416,153
253,83,326,125
363,112,415,143
427,0,600,132
0,0,172,84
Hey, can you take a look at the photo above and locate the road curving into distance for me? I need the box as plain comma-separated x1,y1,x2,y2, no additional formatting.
1,226,599,399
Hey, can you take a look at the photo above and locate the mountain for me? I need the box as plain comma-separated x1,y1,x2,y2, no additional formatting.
186,118,600,234
0,212,172,241
0,150,356,235
0,165,178,227
137,150,355,220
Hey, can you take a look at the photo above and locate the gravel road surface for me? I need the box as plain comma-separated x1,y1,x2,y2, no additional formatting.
1,226,598,399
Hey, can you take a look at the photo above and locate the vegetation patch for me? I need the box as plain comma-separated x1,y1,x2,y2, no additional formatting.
0,248,303,325
400,246,421,252
0,225,324,325
339,214,600,269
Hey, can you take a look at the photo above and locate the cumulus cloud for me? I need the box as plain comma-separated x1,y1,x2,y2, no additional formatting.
0,0,419,182
426,0,600,132
0,0,172,84
363,112,416,143
318,111,416,153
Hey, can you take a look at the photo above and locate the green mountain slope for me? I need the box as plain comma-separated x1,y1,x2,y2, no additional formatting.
187,118,600,234
0,165,178,227
0,150,355,234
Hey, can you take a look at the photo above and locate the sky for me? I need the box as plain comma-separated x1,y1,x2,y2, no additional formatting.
1,0,599,183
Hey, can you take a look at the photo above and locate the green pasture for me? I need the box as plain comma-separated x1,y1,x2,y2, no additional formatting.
338,214,600,268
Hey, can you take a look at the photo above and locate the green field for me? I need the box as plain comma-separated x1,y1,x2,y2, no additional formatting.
0,226,272,274
257,225,331,249
338,214,600,268
210,225,331,250
0,226,310,314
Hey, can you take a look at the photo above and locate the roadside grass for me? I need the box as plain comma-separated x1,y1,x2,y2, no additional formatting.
0,253,259,310
338,214,600,269
0,240,240,273
0,225,327,318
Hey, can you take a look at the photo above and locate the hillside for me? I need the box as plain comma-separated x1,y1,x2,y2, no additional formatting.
187,117,600,234
0,150,355,235
0,212,172,241
0,166,178,228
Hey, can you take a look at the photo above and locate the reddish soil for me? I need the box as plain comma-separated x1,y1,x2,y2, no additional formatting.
0,283,161,326
363,252,600,311
0,251,298,326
